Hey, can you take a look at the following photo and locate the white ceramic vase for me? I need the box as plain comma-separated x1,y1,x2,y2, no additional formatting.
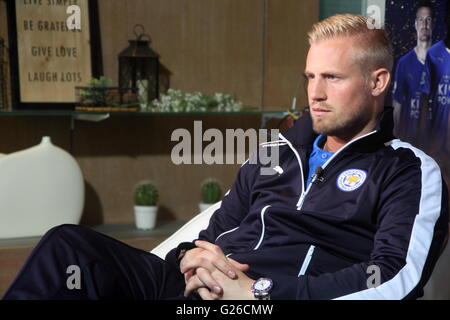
134,205,158,230
0,136,84,239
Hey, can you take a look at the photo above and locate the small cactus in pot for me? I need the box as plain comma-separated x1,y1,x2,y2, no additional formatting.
135,182,159,206
134,181,159,230
199,179,222,212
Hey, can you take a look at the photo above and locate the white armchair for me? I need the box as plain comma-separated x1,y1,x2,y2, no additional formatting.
150,201,221,259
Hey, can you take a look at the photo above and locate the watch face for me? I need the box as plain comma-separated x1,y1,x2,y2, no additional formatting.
253,278,273,293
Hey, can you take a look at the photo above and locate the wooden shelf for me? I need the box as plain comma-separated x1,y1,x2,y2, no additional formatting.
0,109,286,117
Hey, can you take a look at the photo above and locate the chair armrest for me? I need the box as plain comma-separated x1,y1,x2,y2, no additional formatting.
150,201,222,259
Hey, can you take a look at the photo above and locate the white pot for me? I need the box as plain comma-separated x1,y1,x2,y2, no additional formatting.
198,202,213,213
134,205,158,230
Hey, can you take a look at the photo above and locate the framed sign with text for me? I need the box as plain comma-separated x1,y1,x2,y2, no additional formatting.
7,0,102,110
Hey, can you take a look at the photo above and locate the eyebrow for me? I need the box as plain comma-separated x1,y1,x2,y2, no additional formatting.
303,71,345,78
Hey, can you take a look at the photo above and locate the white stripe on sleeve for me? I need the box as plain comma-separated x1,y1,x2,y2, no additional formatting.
335,140,443,300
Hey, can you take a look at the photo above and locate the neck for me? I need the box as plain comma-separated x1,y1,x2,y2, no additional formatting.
323,136,344,153
324,132,371,153
416,40,432,51
323,119,378,153
415,40,432,63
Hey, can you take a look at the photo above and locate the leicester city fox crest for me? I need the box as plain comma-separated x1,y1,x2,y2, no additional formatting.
337,169,367,192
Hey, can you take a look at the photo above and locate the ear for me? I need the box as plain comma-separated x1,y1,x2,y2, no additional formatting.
370,68,391,97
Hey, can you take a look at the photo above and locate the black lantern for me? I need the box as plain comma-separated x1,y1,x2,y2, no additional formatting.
119,25,159,108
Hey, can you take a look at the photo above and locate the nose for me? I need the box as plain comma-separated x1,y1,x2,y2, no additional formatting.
308,78,327,103
418,17,432,28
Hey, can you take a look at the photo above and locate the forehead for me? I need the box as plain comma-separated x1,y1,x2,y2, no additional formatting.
416,7,432,18
306,37,360,71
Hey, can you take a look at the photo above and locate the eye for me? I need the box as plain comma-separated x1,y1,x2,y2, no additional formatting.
326,74,338,81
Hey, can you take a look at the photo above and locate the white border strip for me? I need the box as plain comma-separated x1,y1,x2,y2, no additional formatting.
254,205,271,250
298,245,316,276
215,227,239,243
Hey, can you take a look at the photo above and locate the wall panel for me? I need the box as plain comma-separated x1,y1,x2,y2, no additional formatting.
98,0,264,108
264,0,319,110
73,114,261,224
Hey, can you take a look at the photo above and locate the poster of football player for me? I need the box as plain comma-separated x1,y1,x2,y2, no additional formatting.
387,0,449,182
421,6,450,176
391,1,435,145
386,0,450,300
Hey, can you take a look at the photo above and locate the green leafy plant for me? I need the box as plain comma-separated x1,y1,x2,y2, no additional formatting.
135,182,159,206
201,179,222,204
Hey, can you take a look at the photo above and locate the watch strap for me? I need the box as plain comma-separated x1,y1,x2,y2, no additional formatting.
254,292,271,300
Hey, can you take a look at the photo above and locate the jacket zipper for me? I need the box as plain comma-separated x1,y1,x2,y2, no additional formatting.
280,130,377,210
278,134,305,199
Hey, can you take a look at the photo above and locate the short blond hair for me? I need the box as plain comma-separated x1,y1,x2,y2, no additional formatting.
308,14,393,75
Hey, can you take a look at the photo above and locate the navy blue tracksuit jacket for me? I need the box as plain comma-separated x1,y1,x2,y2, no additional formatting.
167,108,449,300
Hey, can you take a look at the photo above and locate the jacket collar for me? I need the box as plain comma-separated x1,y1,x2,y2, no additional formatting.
280,107,395,149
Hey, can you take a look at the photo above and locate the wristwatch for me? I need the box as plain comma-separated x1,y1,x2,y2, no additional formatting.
252,277,273,300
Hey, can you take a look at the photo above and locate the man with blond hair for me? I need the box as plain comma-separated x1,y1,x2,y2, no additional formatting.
4,14,448,300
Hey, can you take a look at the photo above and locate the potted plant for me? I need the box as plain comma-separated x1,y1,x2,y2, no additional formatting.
199,179,222,212
134,181,159,230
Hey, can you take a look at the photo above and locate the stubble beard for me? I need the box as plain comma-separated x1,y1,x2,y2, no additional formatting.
311,108,371,139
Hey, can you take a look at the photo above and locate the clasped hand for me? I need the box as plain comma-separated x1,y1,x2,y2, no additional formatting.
179,240,255,300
